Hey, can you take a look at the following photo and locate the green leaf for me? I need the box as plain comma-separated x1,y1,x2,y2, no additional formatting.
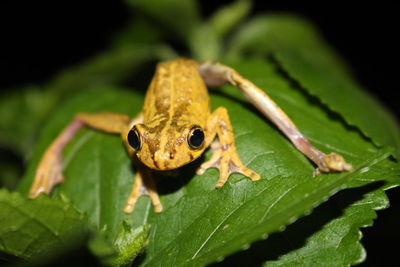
0,154,22,190
142,154,391,267
0,87,57,156
16,58,399,265
125,0,200,41
88,223,149,266
110,224,149,266
0,189,86,259
189,0,252,61
266,156,399,266
209,0,252,38
18,87,149,264
189,23,221,61
263,184,398,266
137,61,398,266
218,167,399,266
18,88,143,236
227,14,400,158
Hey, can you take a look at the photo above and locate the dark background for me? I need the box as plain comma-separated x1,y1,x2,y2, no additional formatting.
0,1,398,266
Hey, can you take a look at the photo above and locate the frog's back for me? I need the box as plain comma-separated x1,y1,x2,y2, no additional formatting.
143,58,209,128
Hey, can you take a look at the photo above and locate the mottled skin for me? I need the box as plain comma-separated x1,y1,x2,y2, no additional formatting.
29,58,352,213
137,59,209,170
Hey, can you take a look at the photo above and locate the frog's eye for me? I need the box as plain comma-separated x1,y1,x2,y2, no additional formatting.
187,126,204,150
128,127,142,151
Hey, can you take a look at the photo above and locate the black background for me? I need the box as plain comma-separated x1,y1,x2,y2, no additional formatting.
0,1,399,266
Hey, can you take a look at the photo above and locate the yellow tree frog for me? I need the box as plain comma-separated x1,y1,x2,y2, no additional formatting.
29,58,352,213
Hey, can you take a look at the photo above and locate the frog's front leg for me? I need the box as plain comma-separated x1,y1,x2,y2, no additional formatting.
197,107,260,188
123,166,162,213
199,61,352,175
29,112,132,198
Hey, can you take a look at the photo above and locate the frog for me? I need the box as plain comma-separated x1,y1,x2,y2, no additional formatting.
29,58,353,213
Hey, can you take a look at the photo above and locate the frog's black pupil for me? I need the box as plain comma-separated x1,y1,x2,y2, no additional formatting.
128,129,141,150
189,128,204,149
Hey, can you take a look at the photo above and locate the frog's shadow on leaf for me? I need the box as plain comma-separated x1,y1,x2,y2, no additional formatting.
271,57,372,141
147,154,205,195
211,181,384,266
0,251,20,264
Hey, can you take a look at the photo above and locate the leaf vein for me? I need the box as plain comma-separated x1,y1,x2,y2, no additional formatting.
191,206,240,260
245,151,275,166
4,202,62,242
259,184,298,222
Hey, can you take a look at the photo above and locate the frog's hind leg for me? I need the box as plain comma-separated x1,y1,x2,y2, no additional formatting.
197,107,260,188
29,112,133,199
199,61,352,174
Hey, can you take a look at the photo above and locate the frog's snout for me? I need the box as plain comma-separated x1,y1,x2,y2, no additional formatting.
151,150,188,170
154,150,171,163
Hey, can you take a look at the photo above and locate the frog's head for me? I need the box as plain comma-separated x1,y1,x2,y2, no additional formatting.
127,123,206,170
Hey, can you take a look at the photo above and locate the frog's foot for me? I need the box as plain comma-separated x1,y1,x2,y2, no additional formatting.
197,141,260,188
124,169,162,214
313,152,353,176
29,149,64,198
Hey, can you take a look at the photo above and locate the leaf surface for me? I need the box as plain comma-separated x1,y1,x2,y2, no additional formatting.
264,184,398,267
125,0,200,40
0,189,86,259
228,15,400,158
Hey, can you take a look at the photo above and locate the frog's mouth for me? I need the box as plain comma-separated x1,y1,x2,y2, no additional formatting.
143,156,191,171
137,149,202,171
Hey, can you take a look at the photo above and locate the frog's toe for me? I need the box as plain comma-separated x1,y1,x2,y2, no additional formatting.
196,142,222,175
29,154,64,198
214,157,260,188
235,165,261,181
228,155,261,182
215,180,227,188
315,153,353,175
196,157,220,175
196,140,260,187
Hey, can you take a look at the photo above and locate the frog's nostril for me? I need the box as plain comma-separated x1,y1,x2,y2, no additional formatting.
154,151,170,162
